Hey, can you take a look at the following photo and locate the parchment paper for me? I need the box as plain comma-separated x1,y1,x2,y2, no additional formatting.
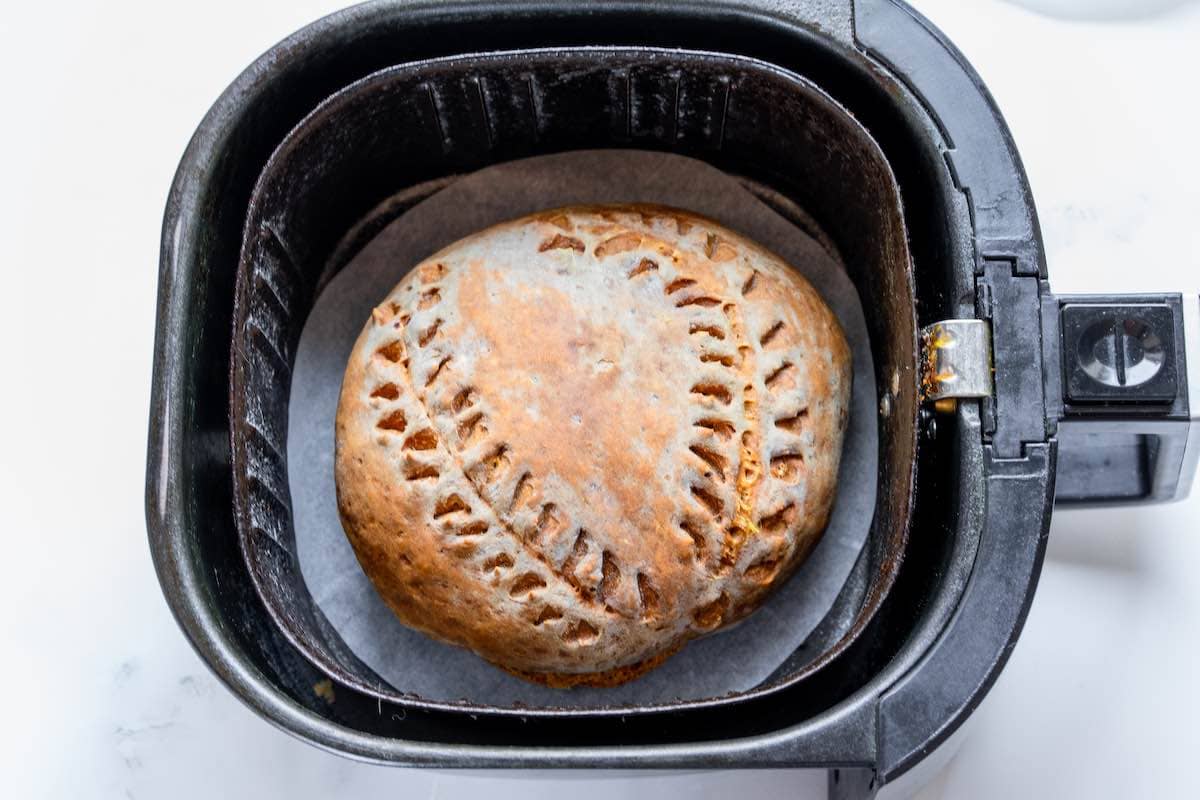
287,151,877,707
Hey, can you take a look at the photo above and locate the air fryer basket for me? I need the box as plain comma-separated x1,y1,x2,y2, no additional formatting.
231,46,917,712
147,0,1198,795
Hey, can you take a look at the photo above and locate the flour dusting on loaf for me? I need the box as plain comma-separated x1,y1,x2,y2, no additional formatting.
334,205,851,687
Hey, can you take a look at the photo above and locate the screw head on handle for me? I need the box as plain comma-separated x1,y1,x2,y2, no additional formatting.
1062,303,1177,404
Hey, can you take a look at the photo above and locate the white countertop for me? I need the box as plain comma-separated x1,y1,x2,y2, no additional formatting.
1,1,1197,797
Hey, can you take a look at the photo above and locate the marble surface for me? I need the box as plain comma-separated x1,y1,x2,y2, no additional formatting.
0,1,1196,798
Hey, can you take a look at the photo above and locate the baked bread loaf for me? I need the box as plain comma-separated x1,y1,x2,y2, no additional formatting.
334,205,851,687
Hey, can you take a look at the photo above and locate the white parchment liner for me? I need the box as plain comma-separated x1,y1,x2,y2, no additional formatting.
287,151,877,707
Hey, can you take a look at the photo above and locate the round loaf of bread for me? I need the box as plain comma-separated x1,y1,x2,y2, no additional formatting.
334,205,851,687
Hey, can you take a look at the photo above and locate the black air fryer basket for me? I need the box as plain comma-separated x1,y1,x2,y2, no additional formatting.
146,1,1199,796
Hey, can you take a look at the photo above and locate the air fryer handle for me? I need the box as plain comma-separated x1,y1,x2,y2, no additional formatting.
1047,293,1200,506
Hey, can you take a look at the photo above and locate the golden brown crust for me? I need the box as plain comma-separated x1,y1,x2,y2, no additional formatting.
334,204,851,685
501,641,686,689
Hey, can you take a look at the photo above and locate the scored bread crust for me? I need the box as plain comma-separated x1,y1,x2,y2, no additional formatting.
334,204,851,686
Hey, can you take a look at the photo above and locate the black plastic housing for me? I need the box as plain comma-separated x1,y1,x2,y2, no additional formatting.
1046,294,1194,505
146,1,1059,794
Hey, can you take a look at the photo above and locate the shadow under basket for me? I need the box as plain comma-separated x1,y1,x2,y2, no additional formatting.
149,0,1085,792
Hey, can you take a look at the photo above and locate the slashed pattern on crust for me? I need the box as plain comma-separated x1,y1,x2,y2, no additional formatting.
335,205,851,683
